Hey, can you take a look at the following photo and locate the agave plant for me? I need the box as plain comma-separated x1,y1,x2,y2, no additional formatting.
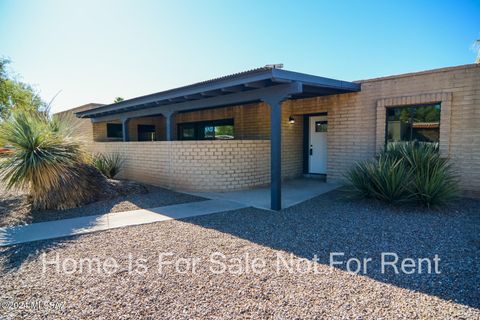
0,109,112,210
92,153,124,179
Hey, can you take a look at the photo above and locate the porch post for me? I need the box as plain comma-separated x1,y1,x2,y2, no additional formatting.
267,99,282,211
164,111,175,141
121,117,130,142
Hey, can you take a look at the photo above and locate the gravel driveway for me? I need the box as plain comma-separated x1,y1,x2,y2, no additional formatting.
0,190,478,319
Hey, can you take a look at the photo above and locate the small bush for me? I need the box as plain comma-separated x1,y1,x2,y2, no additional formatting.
92,153,124,179
345,142,458,207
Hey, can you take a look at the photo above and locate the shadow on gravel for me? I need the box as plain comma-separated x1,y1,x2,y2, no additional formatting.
0,236,81,273
0,184,205,227
182,189,480,309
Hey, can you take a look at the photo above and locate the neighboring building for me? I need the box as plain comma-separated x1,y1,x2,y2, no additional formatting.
62,64,480,209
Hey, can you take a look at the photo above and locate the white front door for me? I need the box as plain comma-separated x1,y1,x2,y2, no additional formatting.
309,115,328,174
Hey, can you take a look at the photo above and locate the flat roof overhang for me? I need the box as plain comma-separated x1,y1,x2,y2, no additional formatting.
76,67,360,121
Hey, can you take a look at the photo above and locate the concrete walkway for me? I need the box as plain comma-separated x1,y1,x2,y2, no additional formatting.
189,178,341,210
0,199,247,247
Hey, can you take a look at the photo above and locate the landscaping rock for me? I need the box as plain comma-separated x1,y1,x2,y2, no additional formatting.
0,189,478,318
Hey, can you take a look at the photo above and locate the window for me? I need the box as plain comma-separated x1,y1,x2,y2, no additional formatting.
106,123,123,138
137,125,156,141
315,120,327,132
178,119,234,140
386,104,440,144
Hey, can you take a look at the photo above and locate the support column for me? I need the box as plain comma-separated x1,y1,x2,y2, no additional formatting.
121,117,130,142
164,111,176,141
268,100,282,211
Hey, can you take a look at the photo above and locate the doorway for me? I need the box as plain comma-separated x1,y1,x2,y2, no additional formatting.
307,115,328,174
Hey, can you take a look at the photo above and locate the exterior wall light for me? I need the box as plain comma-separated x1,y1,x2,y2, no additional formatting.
288,116,295,124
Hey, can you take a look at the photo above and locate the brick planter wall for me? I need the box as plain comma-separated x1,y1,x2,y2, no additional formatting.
89,140,271,191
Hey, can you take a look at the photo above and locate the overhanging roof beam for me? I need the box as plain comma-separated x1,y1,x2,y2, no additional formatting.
243,81,268,89
91,82,303,123
220,85,245,93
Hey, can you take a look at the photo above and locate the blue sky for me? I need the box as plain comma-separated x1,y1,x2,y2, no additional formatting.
1,0,479,112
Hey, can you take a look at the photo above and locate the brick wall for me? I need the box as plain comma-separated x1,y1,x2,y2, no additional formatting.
64,64,480,196
284,64,480,196
173,103,270,139
89,140,271,191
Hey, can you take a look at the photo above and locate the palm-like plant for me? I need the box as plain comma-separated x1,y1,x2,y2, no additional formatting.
0,109,111,210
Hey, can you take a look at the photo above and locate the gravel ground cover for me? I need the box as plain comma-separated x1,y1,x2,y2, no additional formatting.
0,190,478,319
0,182,205,227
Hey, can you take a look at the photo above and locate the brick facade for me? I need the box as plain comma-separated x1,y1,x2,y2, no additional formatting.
89,141,270,191
62,64,480,196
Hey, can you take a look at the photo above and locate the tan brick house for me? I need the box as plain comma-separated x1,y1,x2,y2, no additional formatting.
66,64,480,209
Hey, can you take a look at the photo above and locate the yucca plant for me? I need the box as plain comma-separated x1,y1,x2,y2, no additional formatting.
0,108,112,210
345,160,375,198
398,142,458,207
368,155,413,203
345,155,413,203
92,153,124,179
345,141,458,207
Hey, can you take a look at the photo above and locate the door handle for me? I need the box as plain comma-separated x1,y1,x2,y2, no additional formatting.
309,145,313,155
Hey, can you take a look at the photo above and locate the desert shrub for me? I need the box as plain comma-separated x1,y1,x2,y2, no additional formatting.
345,142,458,207
396,142,458,207
0,109,113,210
367,155,414,203
345,160,375,198
92,153,124,179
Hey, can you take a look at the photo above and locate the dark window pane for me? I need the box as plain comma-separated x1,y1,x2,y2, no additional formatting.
180,126,195,140
315,121,327,132
138,125,156,141
203,126,215,139
411,105,440,143
178,119,234,140
107,123,123,138
386,104,440,144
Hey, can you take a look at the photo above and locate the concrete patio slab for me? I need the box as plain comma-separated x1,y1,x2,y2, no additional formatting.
188,178,341,210
0,199,247,247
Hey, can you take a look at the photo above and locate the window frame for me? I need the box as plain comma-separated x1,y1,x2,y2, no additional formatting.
106,123,123,139
177,118,235,140
384,103,441,146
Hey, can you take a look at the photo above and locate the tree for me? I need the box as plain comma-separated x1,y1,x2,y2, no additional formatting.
0,58,44,120
113,97,124,103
